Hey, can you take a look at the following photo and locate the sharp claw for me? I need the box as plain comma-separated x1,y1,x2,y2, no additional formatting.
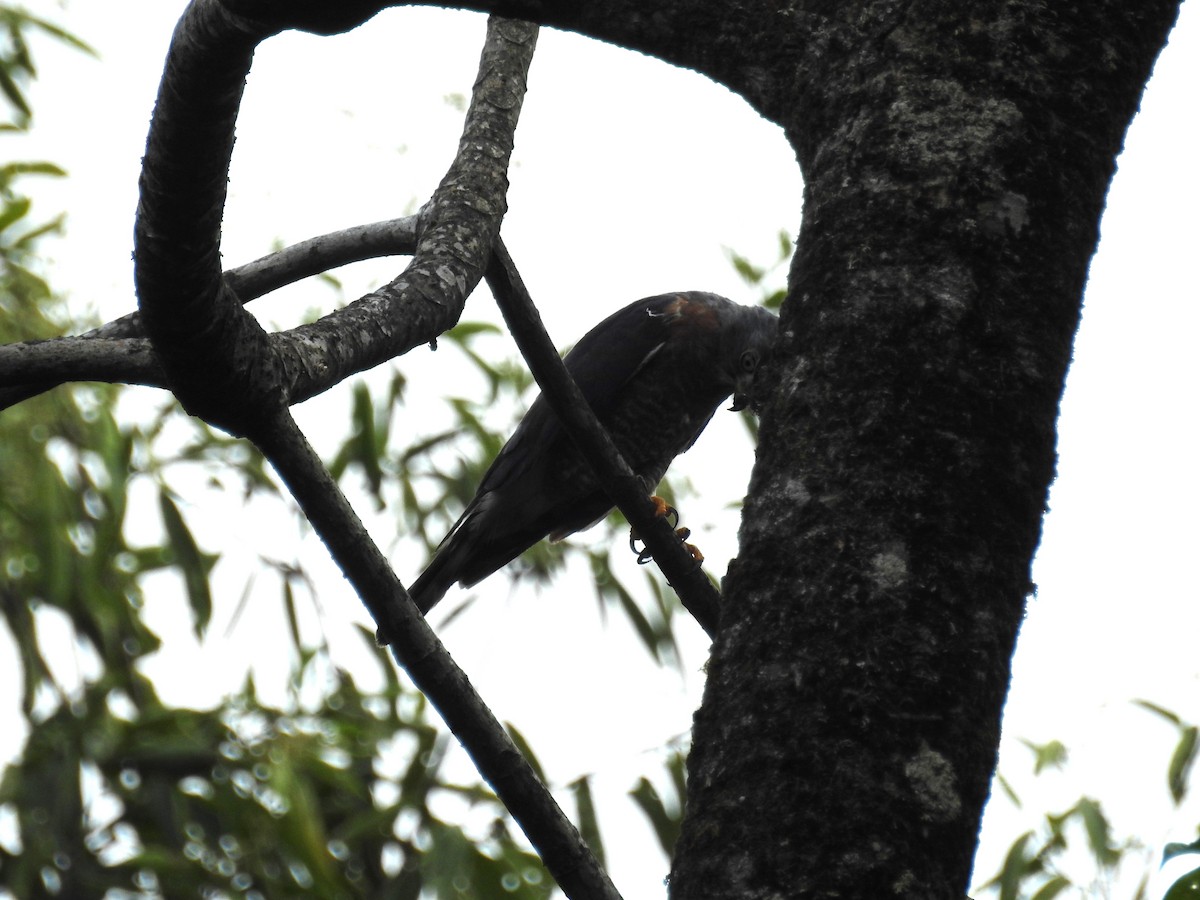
630,526,654,564
630,506,699,566
650,495,679,528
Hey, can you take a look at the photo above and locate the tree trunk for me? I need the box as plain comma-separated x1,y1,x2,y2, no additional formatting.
461,0,1181,893
661,2,1182,897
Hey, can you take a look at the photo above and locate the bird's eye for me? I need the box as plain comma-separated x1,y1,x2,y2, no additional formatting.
739,349,759,373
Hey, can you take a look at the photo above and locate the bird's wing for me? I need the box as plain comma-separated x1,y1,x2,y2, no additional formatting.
561,293,683,417
475,294,683,492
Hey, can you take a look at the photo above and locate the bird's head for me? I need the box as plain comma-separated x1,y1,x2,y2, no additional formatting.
719,302,777,412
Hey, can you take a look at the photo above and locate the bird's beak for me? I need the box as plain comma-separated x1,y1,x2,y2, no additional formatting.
729,371,756,412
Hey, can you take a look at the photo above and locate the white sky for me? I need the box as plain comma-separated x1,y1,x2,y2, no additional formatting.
6,1,1200,897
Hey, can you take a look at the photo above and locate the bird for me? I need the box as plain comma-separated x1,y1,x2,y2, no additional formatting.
408,291,777,613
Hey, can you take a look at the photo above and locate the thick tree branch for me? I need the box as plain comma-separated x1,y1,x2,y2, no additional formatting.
243,0,796,124
423,0,793,120
253,407,623,900
125,7,620,898
134,0,286,434
134,1,536,431
272,17,537,405
0,338,161,388
485,239,721,638
124,7,622,897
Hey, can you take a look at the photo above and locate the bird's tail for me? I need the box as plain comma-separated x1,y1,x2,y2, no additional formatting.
407,547,459,614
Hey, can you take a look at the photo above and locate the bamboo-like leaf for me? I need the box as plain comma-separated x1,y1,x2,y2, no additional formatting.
996,772,1022,808
504,721,548,786
0,160,66,178
282,577,303,656
1030,875,1072,900
1020,737,1068,774
990,831,1034,900
158,490,214,638
1076,797,1119,866
629,777,680,858
1169,726,1198,805
0,195,31,232
1134,698,1183,726
0,64,29,118
570,776,606,869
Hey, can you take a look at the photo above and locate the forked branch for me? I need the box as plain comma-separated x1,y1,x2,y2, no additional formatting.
129,7,621,899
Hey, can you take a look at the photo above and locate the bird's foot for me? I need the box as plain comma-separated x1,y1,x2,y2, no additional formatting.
649,495,678,527
629,497,702,564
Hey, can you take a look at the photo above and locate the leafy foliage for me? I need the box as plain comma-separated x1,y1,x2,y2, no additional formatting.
0,15,554,898
980,705,1200,900
0,5,92,129
0,12,740,894
724,228,791,312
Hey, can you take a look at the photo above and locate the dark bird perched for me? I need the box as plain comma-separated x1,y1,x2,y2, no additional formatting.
409,291,777,613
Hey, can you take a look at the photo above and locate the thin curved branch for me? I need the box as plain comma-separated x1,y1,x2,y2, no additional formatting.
0,217,419,411
95,216,420,341
223,216,418,303
485,239,722,637
254,405,623,900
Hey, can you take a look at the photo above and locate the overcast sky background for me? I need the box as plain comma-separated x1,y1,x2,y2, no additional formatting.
5,1,1200,896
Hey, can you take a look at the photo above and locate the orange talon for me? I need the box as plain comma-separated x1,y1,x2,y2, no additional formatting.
629,515,702,566
649,495,679,528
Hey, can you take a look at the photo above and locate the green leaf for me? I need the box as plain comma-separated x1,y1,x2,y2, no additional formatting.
1134,698,1183,726
1169,726,1198,805
504,722,548,786
776,228,794,259
590,553,661,663
349,382,384,503
14,212,65,247
1076,797,1119,867
157,490,215,638
629,777,680,858
570,776,606,869
991,831,1035,900
1030,875,1072,900
1020,738,1068,774
0,160,67,179
0,194,30,231
726,248,765,285
282,577,303,657
12,12,96,56
996,772,1022,808
0,64,29,118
